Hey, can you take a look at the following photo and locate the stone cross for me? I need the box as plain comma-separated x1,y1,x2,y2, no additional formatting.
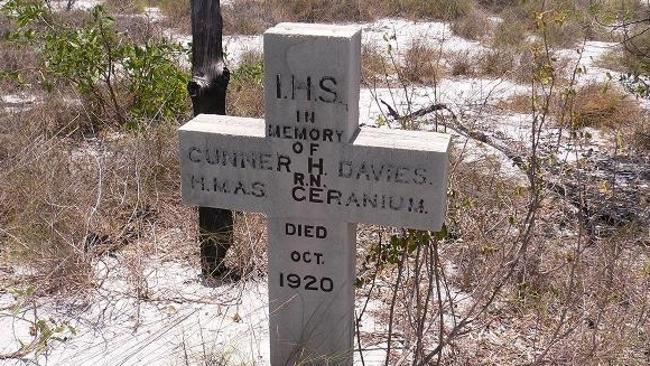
179,23,451,365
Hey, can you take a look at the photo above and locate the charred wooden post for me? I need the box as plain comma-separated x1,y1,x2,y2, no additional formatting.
188,0,233,278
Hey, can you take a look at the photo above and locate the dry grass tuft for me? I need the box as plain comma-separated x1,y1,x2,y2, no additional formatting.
569,83,641,129
597,33,650,76
103,0,191,34
155,0,191,34
113,13,165,45
267,0,374,23
446,156,528,291
491,9,529,49
103,0,144,14
222,0,477,35
0,98,186,295
223,0,277,35
227,213,267,278
498,83,643,131
399,41,446,85
1,117,96,293
440,148,650,364
227,51,265,118
361,43,392,85
477,47,518,78
594,47,631,73
497,93,533,114
447,50,476,77
451,8,492,41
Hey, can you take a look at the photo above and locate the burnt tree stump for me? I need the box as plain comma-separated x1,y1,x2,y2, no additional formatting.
188,0,233,278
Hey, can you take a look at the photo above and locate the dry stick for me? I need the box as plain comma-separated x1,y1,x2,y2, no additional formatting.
358,230,383,321
555,37,587,150
530,108,593,364
98,16,126,126
355,311,366,366
0,300,44,361
382,98,602,243
411,243,422,359
355,230,384,365
404,86,546,366
413,242,434,364
386,29,414,119
423,244,436,360
431,239,445,366
385,250,406,366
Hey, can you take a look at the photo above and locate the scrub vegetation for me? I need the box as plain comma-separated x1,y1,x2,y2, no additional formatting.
0,0,649,364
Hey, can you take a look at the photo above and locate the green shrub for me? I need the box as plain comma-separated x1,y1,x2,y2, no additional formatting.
123,42,189,121
620,22,650,98
1,0,190,127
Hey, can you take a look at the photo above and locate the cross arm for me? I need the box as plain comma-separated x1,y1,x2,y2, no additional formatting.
179,114,452,231
179,114,276,214
342,127,451,230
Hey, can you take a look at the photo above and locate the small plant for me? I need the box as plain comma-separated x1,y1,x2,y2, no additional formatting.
478,47,517,78
123,41,189,122
2,286,77,359
619,22,650,98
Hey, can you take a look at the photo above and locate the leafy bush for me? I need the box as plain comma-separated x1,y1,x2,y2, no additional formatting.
1,0,190,127
489,0,643,49
124,42,189,121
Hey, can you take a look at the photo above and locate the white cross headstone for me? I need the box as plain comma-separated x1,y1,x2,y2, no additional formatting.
179,23,451,365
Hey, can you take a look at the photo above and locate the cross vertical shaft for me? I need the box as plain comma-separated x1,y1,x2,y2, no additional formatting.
264,24,362,365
